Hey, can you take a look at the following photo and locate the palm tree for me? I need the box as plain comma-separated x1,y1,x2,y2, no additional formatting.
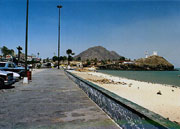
1,46,14,57
17,46,22,64
66,49,75,65
63,56,67,62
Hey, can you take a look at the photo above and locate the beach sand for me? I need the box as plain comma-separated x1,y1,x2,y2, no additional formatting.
70,70,180,124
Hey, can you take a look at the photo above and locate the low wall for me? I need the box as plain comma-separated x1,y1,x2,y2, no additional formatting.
65,71,180,129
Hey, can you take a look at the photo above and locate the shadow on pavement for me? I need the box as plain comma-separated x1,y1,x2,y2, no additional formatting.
0,86,15,90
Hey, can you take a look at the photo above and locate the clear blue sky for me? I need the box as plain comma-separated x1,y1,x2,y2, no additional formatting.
0,0,180,67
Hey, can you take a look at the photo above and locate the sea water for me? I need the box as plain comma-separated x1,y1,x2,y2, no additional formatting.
99,69,180,87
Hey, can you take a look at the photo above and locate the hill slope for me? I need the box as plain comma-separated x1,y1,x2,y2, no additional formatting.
135,55,174,70
99,55,174,71
75,46,123,61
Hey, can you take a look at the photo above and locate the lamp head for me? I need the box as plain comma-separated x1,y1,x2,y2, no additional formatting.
57,5,63,8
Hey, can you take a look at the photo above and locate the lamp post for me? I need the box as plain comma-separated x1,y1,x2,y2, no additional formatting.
25,0,29,75
57,5,62,69
22,0,29,84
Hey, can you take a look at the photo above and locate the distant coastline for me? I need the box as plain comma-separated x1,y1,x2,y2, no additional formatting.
98,69,180,87
98,67,179,71
98,67,178,71
74,46,175,71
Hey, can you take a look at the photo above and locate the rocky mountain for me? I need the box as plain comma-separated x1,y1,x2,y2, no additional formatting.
74,46,123,61
110,51,121,58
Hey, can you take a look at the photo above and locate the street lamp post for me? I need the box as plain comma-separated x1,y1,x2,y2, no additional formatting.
57,5,62,69
25,0,29,75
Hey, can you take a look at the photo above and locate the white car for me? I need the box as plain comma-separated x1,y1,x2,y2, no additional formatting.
8,71,20,81
0,70,15,88
4,71,20,81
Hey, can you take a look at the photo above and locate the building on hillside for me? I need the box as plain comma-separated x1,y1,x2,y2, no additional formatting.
76,62,83,68
123,61,135,64
145,51,158,58
153,51,158,56
145,51,149,58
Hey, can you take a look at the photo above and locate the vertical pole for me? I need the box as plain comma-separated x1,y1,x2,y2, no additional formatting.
57,5,62,69
25,0,29,76
58,8,60,69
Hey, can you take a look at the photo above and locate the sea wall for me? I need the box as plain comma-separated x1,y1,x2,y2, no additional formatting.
65,70,179,129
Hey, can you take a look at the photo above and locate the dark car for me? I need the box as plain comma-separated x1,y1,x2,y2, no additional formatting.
0,70,15,89
0,62,28,77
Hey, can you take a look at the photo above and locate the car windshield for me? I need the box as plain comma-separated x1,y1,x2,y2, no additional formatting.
0,63,6,67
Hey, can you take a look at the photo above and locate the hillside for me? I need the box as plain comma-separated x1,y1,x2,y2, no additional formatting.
99,55,174,71
74,46,123,61
135,55,174,70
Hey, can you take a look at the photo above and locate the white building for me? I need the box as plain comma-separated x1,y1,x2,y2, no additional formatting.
145,51,149,58
153,51,158,56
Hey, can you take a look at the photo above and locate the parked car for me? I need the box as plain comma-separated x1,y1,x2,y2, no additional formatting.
0,62,28,77
5,71,20,81
0,70,15,89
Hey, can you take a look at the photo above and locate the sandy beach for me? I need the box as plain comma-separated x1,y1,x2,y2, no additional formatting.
70,70,180,124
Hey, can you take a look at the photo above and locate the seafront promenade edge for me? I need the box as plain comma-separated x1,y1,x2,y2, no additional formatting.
65,70,180,129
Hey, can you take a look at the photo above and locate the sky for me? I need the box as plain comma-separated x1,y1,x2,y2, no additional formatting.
0,0,180,67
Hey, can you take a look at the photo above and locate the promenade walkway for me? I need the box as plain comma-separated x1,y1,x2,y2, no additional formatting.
0,69,119,129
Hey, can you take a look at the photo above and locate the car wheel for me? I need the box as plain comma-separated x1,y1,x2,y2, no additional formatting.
0,80,4,89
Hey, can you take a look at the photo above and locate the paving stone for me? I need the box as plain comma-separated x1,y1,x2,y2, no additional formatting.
0,69,120,129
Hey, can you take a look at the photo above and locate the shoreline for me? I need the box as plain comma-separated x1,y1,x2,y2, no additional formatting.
98,69,179,71
98,70,180,88
98,70,179,88
70,70,180,124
